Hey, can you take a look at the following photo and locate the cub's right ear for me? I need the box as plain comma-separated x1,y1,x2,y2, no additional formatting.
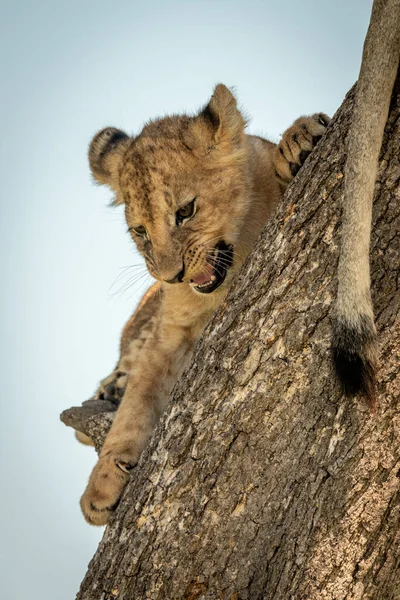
88,127,130,188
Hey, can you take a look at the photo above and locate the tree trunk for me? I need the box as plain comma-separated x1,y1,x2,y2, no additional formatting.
62,77,400,600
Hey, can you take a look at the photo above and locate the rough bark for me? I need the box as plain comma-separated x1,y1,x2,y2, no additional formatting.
62,78,400,600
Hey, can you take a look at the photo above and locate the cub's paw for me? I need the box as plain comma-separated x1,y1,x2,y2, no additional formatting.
80,450,136,525
95,370,128,406
273,113,330,187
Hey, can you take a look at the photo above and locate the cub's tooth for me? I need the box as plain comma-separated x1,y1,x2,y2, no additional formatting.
211,275,216,281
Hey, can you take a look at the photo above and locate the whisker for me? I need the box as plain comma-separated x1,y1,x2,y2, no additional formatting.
203,249,246,263
116,276,149,299
109,266,148,293
200,234,224,246
119,263,147,271
125,274,155,302
110,271,149,298
202,251,238,266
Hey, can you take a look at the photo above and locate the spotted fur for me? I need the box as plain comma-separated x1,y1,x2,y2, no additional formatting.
79,84,329,524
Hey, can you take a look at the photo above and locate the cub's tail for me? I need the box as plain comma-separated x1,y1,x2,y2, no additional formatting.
332,0,400,406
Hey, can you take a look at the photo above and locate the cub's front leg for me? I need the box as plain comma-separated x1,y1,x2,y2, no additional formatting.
94,282,164,405
273,113,330,188
80,318,194,525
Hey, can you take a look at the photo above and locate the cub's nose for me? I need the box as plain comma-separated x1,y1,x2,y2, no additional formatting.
165,265,185,284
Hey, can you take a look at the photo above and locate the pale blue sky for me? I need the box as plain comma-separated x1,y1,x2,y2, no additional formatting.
0,1,372,598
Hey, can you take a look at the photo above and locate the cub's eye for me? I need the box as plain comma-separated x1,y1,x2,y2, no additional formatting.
129,225,147,238
176,199,196,225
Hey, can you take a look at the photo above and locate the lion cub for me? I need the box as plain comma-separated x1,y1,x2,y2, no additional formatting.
80,84,329,524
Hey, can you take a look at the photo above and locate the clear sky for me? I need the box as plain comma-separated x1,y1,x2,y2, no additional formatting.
0,1,372,598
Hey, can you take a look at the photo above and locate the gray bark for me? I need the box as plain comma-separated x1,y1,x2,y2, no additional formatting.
61,78,400,600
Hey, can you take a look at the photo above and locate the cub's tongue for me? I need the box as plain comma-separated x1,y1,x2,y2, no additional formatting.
190,264,214,285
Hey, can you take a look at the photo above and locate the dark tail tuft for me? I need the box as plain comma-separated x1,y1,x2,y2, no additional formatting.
332,315,378,409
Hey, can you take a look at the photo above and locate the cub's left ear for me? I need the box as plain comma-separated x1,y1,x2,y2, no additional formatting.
198,84,246,147
88,127,130,188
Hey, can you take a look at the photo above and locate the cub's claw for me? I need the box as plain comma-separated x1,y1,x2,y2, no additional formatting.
94,370,128,406
274,113,330,187
80,451,136,525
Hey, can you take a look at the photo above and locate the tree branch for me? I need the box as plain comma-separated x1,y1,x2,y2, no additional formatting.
62,79,400,600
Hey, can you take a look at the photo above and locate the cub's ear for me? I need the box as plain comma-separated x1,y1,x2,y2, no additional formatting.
88,127,130,188
193,84,246,149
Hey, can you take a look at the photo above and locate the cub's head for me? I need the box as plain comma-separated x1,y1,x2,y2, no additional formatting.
89,84,250,294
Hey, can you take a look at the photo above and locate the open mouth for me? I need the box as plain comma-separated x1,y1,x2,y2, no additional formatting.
191,241,234,294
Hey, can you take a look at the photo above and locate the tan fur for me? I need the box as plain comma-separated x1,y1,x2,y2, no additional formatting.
80,84,329,525
75,431,94,446
332,0,400,405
